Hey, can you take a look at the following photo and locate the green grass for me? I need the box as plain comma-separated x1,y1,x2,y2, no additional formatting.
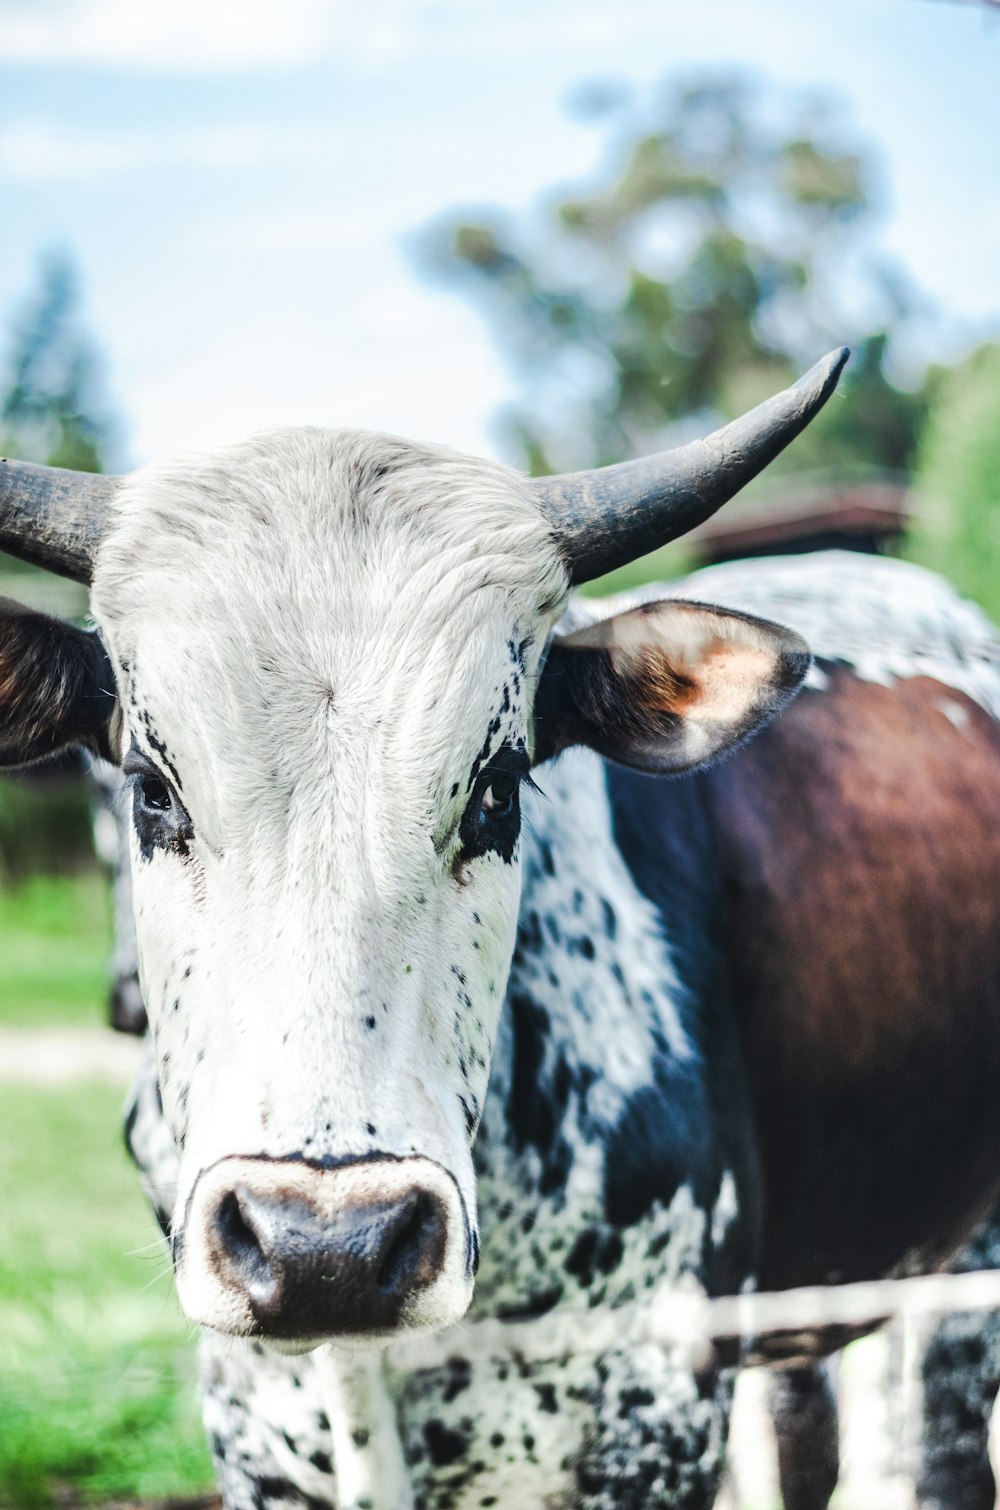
0,873,111,1027
0,1084,212,1507
0,843,211,1500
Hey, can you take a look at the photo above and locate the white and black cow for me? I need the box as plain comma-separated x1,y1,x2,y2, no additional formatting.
3,348,1000,1510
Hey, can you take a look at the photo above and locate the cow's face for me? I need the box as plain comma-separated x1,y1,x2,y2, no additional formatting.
0,406,820,1349
88,429,569,1347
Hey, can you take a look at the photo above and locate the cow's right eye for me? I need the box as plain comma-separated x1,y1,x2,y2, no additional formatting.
124,745,193,858
139,776,172,813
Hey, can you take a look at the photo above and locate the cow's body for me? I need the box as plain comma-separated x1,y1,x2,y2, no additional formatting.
118,549,1000,1509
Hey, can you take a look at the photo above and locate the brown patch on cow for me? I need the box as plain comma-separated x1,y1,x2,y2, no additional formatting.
706,667,1000,1293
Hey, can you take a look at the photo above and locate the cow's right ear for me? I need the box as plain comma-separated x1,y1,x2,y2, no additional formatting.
0,597,118,767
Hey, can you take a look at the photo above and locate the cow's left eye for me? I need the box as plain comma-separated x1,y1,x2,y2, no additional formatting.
139,776,172,813
480,771,517,818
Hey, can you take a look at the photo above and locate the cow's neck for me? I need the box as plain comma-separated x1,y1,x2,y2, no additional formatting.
471,748,754,1322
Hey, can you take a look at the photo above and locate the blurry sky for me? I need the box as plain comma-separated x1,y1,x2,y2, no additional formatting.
0,0,998,467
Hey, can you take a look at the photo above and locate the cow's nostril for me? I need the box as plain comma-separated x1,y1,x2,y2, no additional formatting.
214,1188,270,1289
377,1191,445,1297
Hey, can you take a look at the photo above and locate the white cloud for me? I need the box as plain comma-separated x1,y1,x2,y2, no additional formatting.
0,119,329,181
0,0,462,73
0,0,338,72
0,0,820,77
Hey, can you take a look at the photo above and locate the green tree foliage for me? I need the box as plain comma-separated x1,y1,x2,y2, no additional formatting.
424,74,926,483
908,342,1000,622
1,250,115,476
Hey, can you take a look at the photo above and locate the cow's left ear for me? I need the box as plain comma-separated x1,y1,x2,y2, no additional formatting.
532,598,810,775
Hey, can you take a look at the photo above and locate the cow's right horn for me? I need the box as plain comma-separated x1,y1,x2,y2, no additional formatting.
532,347,850,585
0,458,118,583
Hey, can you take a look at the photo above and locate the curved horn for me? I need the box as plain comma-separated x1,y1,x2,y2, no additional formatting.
532,346,850,585
0,458,119,583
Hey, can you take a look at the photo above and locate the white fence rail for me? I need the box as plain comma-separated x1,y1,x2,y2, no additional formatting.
389,1267,1000,1374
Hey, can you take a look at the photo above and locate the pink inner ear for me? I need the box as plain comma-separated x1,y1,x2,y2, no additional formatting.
677,641,784,722
573,601,788,722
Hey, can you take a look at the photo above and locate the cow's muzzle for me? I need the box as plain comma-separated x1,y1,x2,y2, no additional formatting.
175,1154,475,1346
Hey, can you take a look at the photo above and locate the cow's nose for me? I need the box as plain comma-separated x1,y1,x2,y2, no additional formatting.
207,1179,448,1336
178,1154,473,1342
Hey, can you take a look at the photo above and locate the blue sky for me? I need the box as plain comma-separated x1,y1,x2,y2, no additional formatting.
1,0,998,467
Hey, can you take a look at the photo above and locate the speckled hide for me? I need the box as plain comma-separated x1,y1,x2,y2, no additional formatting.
116,546,1000,1510
124,741,746,1510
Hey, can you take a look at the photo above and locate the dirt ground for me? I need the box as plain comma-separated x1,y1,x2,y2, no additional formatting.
52,1496,219,1510
0,1025,143,1086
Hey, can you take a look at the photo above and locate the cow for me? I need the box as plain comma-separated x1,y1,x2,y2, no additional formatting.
4,346,1000,1510
89,632,1000,1510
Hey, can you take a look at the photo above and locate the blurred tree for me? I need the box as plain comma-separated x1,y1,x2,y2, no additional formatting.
0,252,119,877
1,250,115,477
908,342,1000,623
423,74,926,486
0,250,116,606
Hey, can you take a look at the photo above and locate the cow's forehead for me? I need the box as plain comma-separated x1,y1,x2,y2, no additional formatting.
94,427,567,622
91,428,569,833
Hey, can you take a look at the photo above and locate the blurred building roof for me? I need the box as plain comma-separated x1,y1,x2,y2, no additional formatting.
688,478,909,565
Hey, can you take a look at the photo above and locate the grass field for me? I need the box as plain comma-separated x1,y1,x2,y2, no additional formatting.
0,874,213,1508
0,873,112,1028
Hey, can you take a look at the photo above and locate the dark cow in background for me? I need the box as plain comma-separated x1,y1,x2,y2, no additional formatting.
3,347,1000,1508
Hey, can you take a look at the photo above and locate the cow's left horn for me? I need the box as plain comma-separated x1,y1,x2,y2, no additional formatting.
0,458,118,583
532,347,850,585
